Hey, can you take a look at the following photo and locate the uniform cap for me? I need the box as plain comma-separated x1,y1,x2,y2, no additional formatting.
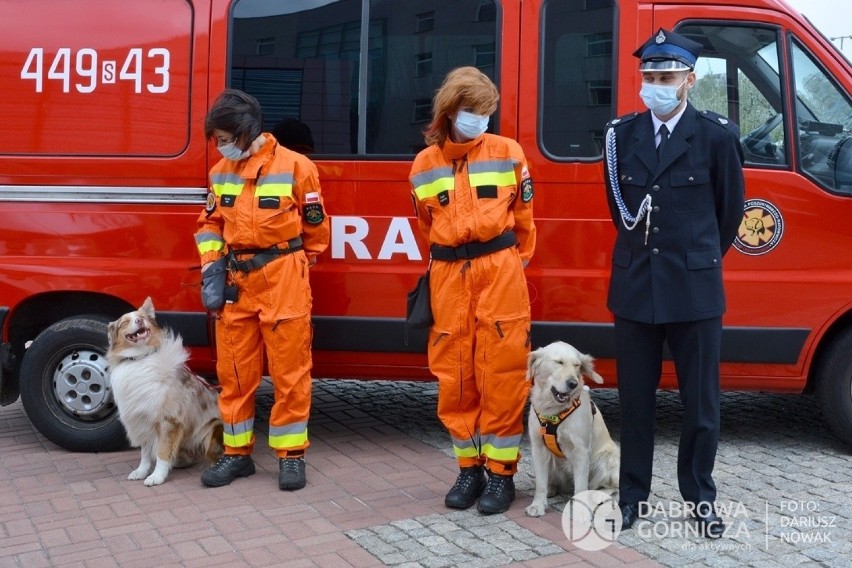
633,28,702,71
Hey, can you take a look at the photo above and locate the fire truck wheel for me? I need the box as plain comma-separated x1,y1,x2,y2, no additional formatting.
19,316,127,452
815,330,852,449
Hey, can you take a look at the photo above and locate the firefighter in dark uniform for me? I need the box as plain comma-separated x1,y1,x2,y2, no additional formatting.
603,29,745,538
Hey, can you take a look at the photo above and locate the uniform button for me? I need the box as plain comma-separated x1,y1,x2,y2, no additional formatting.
652,185,660,192
688,176,694,181
627,176,633,181
653,206,660,213
713,258,718,264
652,227,660,233
652,248,660,255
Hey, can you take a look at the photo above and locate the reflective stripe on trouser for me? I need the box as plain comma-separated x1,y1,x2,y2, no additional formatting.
215,252,313,458
429,246,531,476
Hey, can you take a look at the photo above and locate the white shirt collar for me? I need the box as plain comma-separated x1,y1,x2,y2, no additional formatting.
651,103,688,136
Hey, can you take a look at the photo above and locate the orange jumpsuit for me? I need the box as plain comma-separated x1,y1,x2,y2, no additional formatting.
195,134,329,458
409,133,536,475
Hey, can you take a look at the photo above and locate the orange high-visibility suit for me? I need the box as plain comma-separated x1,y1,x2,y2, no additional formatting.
409,133,536,476
195,133,329,458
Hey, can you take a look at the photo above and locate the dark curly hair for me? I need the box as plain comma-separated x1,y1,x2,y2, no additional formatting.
204,89,263,150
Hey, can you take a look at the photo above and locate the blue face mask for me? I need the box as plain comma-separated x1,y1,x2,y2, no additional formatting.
217,141,249,161
639,78,686,116
453,110,489,141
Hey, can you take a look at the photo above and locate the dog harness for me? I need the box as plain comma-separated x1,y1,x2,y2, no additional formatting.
535,399,598,458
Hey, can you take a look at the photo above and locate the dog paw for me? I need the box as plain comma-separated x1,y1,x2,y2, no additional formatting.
526,503,546,517
128,469,148,480
144,473,167,486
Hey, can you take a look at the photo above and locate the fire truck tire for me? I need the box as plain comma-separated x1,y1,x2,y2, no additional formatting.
19,316,127,452
815,330,852,449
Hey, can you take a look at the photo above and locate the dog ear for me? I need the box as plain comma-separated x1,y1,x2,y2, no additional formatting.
140,296,155,317
579,352,605,384
107,320,118,347
526,349,542,382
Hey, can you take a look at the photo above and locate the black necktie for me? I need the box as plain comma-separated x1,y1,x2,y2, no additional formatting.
657,124,669,159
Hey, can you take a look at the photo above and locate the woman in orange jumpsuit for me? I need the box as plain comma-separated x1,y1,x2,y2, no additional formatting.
195,89,329,490
409,67,536,514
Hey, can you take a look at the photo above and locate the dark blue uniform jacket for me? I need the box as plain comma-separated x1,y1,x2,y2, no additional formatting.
604,103,745,324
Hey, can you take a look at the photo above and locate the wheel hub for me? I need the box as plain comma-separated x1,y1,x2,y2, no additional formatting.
52,348,113,419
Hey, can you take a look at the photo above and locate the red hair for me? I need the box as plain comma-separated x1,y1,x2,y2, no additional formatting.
423,67,499,146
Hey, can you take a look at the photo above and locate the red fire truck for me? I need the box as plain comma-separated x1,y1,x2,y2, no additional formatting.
1,0,850,452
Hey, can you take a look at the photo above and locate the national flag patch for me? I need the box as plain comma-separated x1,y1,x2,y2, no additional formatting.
304,192,320,204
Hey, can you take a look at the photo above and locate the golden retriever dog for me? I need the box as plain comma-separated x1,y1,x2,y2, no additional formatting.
107,297,223,486
525,341,620,517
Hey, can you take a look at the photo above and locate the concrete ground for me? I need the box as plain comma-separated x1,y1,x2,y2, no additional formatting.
1,377,850,567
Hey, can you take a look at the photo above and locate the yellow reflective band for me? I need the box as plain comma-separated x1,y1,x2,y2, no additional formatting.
452,444,480,458
212,183,243,197
256,183,293,198
268,431,308,449
468,170,517,187
414,176,454,200
481,443,519,462
196,241,225,255
223,430,253,447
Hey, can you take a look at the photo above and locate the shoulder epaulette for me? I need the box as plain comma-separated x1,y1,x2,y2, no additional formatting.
699,109,736,129
607,112,639,129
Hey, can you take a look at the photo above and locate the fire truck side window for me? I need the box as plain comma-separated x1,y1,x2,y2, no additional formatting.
790,40,852,195
678,24,787,168
539,0,615,159
229,0,499,157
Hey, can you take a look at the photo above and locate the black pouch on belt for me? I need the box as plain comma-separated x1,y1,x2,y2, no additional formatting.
200,256,229,311
405,269,433,345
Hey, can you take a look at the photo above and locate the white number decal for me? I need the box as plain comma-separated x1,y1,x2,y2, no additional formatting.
48,47,71,93
21,47,171,94
147,48,170,93
76,49,98,93
120,48,143,93
20,48,44,92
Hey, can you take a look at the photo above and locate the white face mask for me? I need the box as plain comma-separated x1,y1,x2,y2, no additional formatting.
217,141,249,161
453,110,489,141
639,77,687,116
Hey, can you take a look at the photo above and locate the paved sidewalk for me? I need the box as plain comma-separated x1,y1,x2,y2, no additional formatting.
0,379,656,568
2,377,850,567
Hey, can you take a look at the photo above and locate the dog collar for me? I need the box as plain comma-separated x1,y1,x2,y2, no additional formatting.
535,398,599,458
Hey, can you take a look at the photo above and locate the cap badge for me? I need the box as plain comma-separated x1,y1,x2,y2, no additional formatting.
655,30,666,44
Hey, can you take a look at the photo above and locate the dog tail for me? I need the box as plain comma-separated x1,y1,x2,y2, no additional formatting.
204,420,225,465
591,442,621,491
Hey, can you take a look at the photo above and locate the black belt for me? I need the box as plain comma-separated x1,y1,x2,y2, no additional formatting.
429,231,517,261
228,237,303,272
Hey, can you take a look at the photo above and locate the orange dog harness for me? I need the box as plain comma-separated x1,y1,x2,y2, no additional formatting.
535,398,597,458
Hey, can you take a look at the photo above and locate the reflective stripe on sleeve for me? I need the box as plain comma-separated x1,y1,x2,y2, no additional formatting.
195,231,225,255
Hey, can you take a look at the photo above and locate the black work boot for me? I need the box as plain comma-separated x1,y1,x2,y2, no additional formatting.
477,471,515,514
445,466,487,509
279,457,307,491
201,454,255,487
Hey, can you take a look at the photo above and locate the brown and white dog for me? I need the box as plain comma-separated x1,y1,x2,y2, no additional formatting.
525,341,620,517
107,297,223,486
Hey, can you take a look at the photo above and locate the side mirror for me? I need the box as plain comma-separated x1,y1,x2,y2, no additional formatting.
832,136,852,194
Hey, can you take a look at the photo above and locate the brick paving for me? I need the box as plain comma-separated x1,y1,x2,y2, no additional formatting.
1,377,850,567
